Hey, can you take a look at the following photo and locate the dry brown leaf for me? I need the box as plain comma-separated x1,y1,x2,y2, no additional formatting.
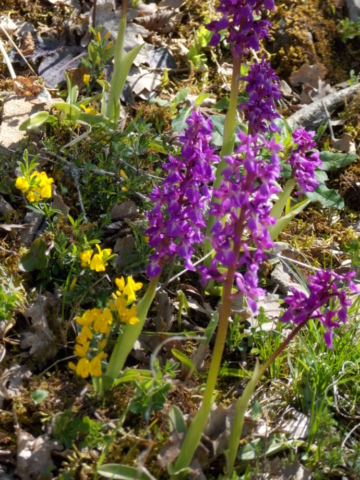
110,201,138,220
19,212,43,246
331,132,356,153
52,192,70,216
154,290,174,332
65,66,89,91
279,410,310,439
127,68,163,100
16,428,61,480
0,223,25,231
13,77,42,97
289,63,328,88
21,295,57,368
20,31,35,56
135,9,183,34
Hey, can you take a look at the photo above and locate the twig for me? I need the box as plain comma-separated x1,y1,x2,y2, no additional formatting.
39,355,77,376
322,100,335,142
71,168,88,223
0,37,16,79
0,24,37,76
342,422,360,448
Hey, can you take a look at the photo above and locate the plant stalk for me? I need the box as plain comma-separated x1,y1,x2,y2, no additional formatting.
104,275,159,387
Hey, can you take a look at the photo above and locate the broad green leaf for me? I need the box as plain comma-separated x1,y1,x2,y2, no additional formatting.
75,93,103,108
251,400,262,420
237,435,287,461
319,151,358,171
98,464,156,480
31,389,49,404
78,113,108,126
51,102,82,120
171,349,198,374
314,169,328,183
203,311,219,346
148,141,167,154
174,87,190,105
210,114,225,147
306,183,344,209
19,238,48,272
19,111,49,131
269,199,311,240
172,106,192,133
113,369,152,387
196,92,209,105
106,43,144,121
169,405,187,434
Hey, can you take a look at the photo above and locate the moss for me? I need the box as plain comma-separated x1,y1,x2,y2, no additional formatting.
268,0,358,83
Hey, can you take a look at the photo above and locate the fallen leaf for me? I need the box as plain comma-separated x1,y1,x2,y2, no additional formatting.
154,290,174,332
289,63,328,88
159,0,185,7
135,9,183,34
331,132,356,153
127,68,162,99
52,192,70,216
0,223,24,231
20,32,35,56
114,235,137,269
144,47,177,69
309,78,335,102
279,80,293,98
13,77,42,97
38,45,85,88
19,212,43,246
110,201,138,220
264,457,311,480
279,410,310,439
16,428,61,480
20,295,58,368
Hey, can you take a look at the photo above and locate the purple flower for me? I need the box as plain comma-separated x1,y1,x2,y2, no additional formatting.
199,130,282,311
239,57,282,134
145,111,220,278
206,0,275,58
281,269,357,348
286,129,322,194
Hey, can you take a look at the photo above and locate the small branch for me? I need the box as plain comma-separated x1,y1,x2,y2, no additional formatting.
71,168,88,223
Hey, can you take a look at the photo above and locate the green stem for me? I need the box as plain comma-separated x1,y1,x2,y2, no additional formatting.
104,275,159,386
172,208,247,477
226,321,305,477
270,178,296,221
204,56,242,263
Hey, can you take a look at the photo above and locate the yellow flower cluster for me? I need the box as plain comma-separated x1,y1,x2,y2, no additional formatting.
69,276,143,379
15,171,54,203
79,244,112,272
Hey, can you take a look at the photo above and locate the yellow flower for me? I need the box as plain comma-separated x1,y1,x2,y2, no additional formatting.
128,316,140,325
26,190,38,203
104,31,111,41
98,339,107,350
123,304,139,325
93,307,112,334
120,169,127,180
74,341,90,357
15,176,30,193
89,352,107,377
80,250,93,267
96,31,101,42
76,358,91,378
83,74,90,86
40,184,52,199
76,308,99,326
115,277,125,293
123,276,143,303
70,278,77,291
121,187,127,192
90,244,112,272
76,325,93,344
98,72,106,79
144,235,149,244
80,104,96,115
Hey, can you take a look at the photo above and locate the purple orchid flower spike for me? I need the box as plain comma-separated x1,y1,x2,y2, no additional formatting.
286,128,322,194
281,269,358,348
145,111,220,278
206,0,275,58
199,130,282,311
239,57,282,134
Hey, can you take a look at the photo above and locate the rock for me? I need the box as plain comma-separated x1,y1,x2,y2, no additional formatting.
0,196,13,216
19,212,43,246
346,0,360,21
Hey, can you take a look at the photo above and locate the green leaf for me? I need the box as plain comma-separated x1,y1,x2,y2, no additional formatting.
31,389,49,404
51,102,82,121
251,400,262,420
196,92,209,105
319,151,358,171
237,436,287,461
19,111,50,131
106,43,144,121
269,199,311,240
171,349,198,374
171,106,192,133
98,464,156,480
210,114,225,147
174,88,190,105
19,238,48,272
169,406,187,434
306,183,344,209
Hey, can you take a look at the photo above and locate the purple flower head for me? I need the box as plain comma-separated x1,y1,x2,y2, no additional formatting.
206,0,275,58
145,111,220,278
281,269,357,349
286,128,322,194
239,57,282,134
199,130,282,311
